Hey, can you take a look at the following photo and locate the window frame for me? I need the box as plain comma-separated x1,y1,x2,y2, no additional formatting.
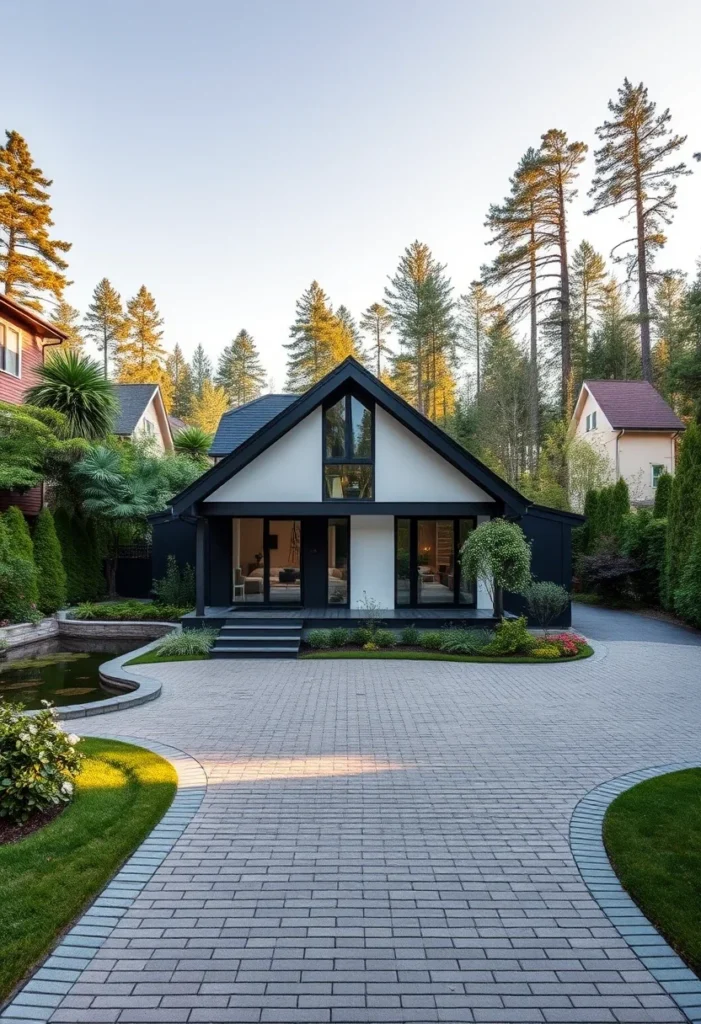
394,516,477,608
651,464,665,489
322,393,375,501
0,320,22,379
585,413,591,432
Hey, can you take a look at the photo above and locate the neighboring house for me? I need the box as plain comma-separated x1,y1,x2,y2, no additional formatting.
168,414,188,437
158,358,581,653
112,383,174,452
0,292,67,515
570,380,685,504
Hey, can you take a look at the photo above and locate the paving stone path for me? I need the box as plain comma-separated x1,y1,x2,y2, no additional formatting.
12,607,701,1023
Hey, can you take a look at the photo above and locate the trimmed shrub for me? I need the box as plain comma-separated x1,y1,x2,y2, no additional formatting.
328,627,351,647
353,627,374,645
0,702,84,824
155,628,216,657
524,581,570,631
439,628,493,654
153,555,195,607
33,508,67,614
0,517,39,625
664,422,701,608
483,616,537,656
400,625,420,646
54,511,106,604
418,630,443,651
374,629,396,648
674,516,701,628
653,471,673,518
307,629,332,649
3,506,34,562
611,477,631,542
620,509,667,605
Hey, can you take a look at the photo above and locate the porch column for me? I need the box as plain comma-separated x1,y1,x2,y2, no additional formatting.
195,516,206,616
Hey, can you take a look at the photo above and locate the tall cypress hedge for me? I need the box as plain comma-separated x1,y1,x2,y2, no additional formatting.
33,508,67,614
0,515,39,622
54,509,105,604
653,471,673,518
2,506,39,607
674,514,701,627
663,422,701,609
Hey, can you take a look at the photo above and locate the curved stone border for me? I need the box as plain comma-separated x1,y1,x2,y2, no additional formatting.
0,735,208,1023
571,761,701,1024
26,637,170,721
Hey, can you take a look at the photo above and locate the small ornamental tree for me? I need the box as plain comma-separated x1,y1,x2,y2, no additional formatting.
33,508,67,614
460,518,532,618
524,581,570,633
653,470,673,518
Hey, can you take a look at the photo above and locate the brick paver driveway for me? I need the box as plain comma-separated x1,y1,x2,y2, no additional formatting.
49,609,701,1022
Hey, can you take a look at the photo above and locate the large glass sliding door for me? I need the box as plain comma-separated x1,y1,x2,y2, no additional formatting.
395,517,476,607
232,518,302,605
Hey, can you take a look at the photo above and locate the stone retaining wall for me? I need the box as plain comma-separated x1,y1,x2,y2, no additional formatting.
0,618,59,650
58,619,177,642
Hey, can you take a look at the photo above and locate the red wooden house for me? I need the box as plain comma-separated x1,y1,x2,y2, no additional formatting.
0,292,67,516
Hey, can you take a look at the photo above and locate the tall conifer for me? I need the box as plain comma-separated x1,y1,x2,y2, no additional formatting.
83,278,126,378
50,299,84,354
0,130,71,309
116,286,172,407
166,343,194,419
216,330,267,406
359,303,392,377
190,343,213,399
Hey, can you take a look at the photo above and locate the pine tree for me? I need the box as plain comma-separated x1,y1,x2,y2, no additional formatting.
216,329,266,406
457,282,497,395
190,343,213,399
663,421,701,609
116,286,172,407
359,303,392,376
166,343,194,419
477,320,530,484
50,299,84,354
33,507,67,614
571,241,607,391
651,272,692,408
284,281,340,392
588,280,641,379
0,130,71,309
83,278,126,378
384,242,455,417
334,306,365,363
587,79,690,382
189,378,229,433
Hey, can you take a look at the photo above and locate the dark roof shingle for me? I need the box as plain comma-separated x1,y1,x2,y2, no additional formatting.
210,394,298,455
112,383,158,435
584,379,685,431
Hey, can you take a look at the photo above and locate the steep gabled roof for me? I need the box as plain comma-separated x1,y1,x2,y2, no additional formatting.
112,384,159,435
210,394,297,456
583,380,685,431
168,357,532,515
0,292,67,341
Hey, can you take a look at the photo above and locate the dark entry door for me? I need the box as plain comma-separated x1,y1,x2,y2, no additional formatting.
301,518,327,607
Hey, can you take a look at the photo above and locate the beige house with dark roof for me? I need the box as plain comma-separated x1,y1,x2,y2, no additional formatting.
570,380,685,504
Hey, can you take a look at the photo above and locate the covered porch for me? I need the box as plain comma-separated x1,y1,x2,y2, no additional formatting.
183,604,503,630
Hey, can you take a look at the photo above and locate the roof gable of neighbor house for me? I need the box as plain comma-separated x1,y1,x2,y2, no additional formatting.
583,380,685,431
167,357,548,517
210,394,297,456
112,383,160,435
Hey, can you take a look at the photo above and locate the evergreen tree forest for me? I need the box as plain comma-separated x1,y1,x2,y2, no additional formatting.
1,76,698,512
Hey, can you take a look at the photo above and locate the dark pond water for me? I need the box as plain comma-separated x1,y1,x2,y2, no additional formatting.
0,638,139,710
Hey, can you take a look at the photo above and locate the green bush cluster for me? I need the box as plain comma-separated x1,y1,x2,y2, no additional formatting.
152,555,195,607
418,631,443,650
483,616,537,656
54,509,105,605
580,478,630,555
0,509,39,624
400,625,420,646
71,601,188,622
439,628,493,654
155,627,217,657
0,702,84,824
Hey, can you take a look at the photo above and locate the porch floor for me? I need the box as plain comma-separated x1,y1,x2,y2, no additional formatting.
184,606,501,629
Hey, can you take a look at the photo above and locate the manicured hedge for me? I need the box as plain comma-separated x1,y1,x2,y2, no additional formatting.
33,508,67,614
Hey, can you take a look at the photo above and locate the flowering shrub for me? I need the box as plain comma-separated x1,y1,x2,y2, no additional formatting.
549,632,588,657
0,701,84,824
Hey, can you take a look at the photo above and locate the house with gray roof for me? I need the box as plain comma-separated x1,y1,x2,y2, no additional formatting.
570,379,685,504
112,383,174,452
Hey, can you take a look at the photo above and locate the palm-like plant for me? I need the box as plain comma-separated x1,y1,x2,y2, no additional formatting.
25,350,117,439
173,425,213,461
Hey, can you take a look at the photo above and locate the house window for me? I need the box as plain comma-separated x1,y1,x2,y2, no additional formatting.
585,413,591,432
323,395,373,499
395,517,476,607
0,322,21,377
651,465,665,489
592,410,597,429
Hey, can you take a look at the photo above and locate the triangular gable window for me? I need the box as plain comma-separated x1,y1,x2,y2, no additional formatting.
323,395,374,499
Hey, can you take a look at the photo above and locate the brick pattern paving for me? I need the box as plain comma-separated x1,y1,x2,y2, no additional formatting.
5,614,701,1024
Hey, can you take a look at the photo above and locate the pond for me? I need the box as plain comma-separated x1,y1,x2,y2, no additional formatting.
0,638,139,710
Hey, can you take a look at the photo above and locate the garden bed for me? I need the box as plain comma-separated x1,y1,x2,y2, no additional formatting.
603,768,701,979
67,600,191,622
301,645,593,663
0,737,176,1003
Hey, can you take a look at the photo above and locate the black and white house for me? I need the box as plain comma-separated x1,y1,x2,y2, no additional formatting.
161,358,582,655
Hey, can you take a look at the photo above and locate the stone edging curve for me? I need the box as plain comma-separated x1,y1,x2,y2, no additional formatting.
0,735,208,1023
570,761,701,1024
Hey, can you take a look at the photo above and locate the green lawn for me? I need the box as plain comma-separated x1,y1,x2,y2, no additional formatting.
0,738,176,1002
126,650,210,666
603,768,701,978
301,646,593,663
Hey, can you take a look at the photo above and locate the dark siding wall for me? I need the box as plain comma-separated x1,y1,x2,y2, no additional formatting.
208,517,232,607
151,518,197,582
504,509,573,628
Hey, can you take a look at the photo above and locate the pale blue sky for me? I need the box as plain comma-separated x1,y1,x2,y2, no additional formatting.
4,0,700,385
